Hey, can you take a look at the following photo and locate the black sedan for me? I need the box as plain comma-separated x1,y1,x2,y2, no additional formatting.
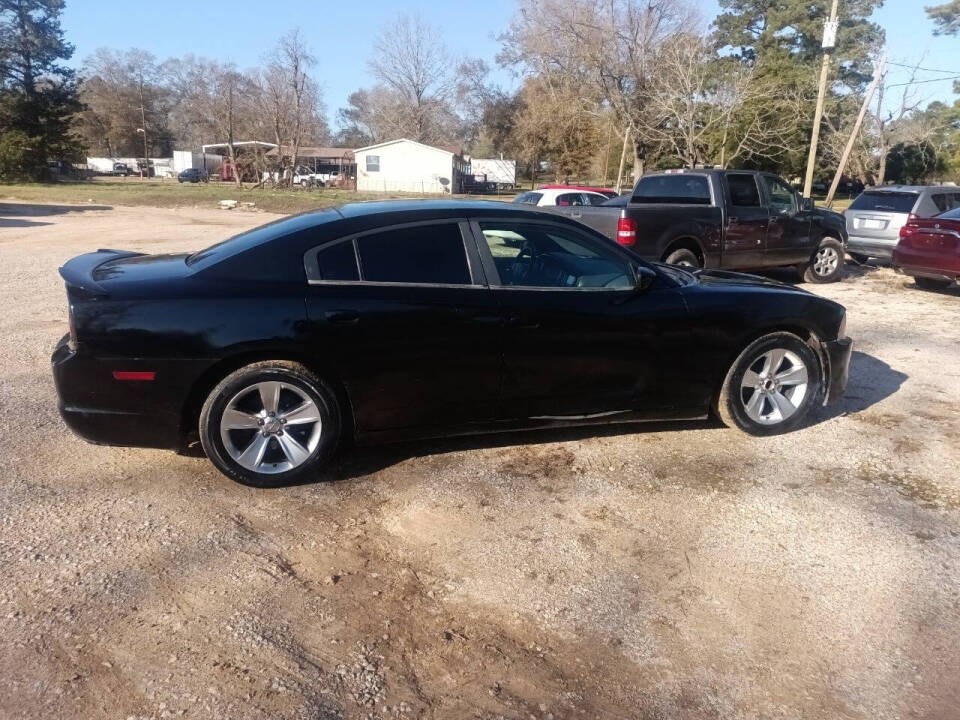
52,200,853,486
177,168,208,183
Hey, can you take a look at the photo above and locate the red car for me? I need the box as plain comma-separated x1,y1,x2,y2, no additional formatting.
893,208,960,290
538,184,619,199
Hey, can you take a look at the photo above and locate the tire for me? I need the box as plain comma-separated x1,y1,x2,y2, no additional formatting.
849,252,870,264
663,247,701,268
802,237,844,283
914,276,951,291
715,332,822,436
199,361,341,487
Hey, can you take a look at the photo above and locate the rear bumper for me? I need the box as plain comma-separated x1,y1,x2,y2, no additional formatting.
847,235,897,258
51,335,189,450
892,246,960,282
822,336,853,405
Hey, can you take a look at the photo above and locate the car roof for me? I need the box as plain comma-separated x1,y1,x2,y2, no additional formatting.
862,185,937,194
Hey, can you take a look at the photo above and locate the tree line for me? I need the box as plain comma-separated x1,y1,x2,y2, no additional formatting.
1,0,959,186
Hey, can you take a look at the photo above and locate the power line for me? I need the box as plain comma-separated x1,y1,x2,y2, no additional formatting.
887,60,960,75
885,75,960,88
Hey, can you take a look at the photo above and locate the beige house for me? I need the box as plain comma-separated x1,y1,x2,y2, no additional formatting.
354,138,468,194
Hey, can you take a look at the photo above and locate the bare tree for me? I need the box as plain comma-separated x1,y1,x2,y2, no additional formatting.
500,0,695,179
367,13,459,144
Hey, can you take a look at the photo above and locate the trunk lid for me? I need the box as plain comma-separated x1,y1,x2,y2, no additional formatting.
60,249,193,298
845,191,919,241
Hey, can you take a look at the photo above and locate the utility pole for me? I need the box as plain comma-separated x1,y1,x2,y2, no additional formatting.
614,126,630,194
802,0,840,198
825,54,886,208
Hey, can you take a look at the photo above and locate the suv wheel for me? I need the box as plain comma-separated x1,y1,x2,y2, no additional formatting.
802,237,844,283
199,361,340,487
663,247,701,267
715,332,822,436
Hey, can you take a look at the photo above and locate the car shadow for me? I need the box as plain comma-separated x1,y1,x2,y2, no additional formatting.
812,350,907,423
181,350,906,488
0,201,113,219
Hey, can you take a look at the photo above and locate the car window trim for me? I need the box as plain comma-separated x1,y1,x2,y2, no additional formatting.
466,217,638,292
304,219,486,288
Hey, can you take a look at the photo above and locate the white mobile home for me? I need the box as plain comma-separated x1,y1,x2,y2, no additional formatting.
354,138,467,194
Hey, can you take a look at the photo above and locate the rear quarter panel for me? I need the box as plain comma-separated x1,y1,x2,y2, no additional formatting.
623,205,724,264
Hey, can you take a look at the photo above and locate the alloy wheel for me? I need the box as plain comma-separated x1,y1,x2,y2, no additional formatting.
219,381,322,474
813,246,840,277
739,348,809,425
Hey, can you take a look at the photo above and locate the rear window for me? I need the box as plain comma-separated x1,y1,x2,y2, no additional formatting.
602,195,629,207
356,223,471,285
940,207,960,220
513,192,542,205
849,191,918,213
632,175,711,204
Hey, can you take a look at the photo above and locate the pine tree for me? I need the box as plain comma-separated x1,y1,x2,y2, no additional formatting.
0,0,81,179
927,0,960,35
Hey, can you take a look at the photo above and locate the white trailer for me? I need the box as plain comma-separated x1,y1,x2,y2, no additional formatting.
172,150,223,174
470,158,516,189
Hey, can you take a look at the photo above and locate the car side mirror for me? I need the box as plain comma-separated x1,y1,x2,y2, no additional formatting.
800,196,814,212
633,264,656,292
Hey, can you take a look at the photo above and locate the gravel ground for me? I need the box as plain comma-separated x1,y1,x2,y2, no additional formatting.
1,200,959,720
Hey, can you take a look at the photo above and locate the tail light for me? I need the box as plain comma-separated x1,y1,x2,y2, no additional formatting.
616,217,637,246
67,302,77,351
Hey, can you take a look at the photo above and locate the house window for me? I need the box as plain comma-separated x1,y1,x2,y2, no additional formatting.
366,155,380,172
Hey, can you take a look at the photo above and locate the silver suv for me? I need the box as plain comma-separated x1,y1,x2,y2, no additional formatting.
845,185,960,260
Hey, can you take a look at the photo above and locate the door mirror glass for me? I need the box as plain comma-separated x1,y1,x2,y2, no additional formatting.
633,264,656,291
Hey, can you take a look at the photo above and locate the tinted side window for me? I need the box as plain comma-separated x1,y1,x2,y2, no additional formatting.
585,193,609,206
315,241,359,281
727,174,761,207
761,175,797,214
849,191,918,213
632,175,711,204
479,222,632,289
932,193,960,213
357,223,471,285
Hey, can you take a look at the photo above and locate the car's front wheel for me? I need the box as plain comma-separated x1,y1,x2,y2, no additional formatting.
715,332,822,436
199,361,341,486
802,237,844,283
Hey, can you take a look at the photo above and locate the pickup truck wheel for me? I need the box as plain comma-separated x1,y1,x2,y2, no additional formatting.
715,332,822,436
802,237,844,283
663,248,701,267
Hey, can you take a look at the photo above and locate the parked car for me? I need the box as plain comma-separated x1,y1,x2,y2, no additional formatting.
892,206,960,290
52,200,852,486
513,188,611,207
539,184,619,199
548,169,848,282
177,168,209,183
844,186,960,262
111,162,131,177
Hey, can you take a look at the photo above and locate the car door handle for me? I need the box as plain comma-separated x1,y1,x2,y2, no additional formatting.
457,310,502,325
323,309,360,325
506,313,540,329
728,216,739,224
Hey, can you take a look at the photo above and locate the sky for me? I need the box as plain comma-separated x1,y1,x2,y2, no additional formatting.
61,0,960,129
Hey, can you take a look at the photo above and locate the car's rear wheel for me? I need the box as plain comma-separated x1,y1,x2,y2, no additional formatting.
199,361,340,487
663,247,701,268
715,332,822,436
802,237,844,283
913,276,951,291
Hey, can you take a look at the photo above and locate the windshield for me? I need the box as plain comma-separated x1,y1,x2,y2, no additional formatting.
849,191,918,213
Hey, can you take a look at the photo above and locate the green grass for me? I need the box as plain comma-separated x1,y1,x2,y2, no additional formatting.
1,178,507,215
1,177,855,215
